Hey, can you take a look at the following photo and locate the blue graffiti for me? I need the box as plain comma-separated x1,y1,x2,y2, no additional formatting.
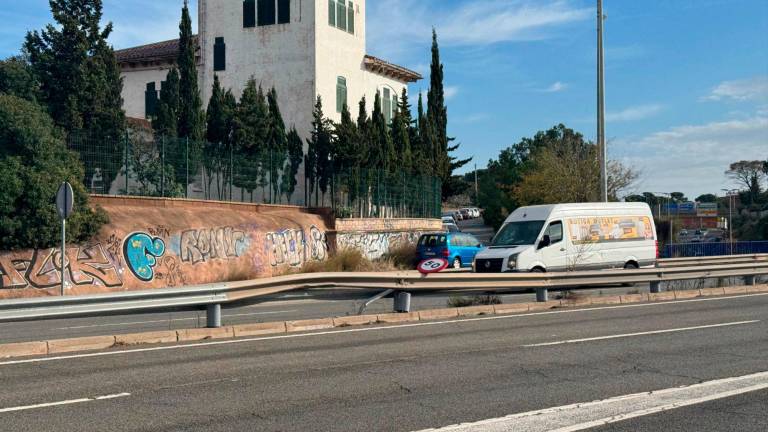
123,232,166,282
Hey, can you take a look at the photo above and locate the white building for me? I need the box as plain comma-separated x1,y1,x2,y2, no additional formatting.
116,0,422,138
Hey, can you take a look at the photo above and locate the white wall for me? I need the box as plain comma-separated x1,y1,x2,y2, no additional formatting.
120,66,173,119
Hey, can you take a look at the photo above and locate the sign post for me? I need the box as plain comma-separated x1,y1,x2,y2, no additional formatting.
56,182,74,296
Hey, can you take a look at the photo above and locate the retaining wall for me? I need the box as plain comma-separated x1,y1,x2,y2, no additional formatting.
332,218,443,260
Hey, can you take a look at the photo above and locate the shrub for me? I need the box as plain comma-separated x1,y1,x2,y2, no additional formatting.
383,244,419,270
0,94,108,250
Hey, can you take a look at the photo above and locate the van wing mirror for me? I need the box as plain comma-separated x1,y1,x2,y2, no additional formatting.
538,235,551,249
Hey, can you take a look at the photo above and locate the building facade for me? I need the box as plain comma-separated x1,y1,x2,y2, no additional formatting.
116,0,421,139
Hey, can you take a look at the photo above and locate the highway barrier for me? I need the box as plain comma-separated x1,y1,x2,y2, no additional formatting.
0,254,766,328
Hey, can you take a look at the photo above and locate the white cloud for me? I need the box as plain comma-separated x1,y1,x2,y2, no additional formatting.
103,0,198,49
605,104,663,122
544,81,567,92
616,115,768,198
703,76,768,102
444,86,460,100
367,0,591,59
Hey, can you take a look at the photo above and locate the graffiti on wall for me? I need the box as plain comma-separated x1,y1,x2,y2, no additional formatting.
124,232,166,282
266,226,328,267
0,244,123,289
336,232,421,260
178,226,248,264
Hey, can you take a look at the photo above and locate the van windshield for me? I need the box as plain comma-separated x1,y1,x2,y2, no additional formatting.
491,221,546,247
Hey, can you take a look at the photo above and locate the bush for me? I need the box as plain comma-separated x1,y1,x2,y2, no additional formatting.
0,94,108,250
298,249,379,273
383,244,419,269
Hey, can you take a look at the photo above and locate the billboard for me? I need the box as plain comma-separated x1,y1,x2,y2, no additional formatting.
567,216,655,245
697,203,718,217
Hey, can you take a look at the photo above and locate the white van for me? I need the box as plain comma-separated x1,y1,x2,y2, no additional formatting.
473,203,657,273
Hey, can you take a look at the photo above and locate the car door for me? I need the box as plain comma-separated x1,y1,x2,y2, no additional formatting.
537,220,567,271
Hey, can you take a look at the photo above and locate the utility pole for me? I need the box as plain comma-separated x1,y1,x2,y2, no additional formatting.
597,0,608,202
474,163,479,206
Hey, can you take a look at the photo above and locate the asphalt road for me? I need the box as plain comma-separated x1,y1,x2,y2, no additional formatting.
1,293,766,431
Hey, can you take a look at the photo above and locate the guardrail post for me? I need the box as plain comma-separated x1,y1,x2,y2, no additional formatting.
394,292,411,313
650,281,662,293
206,304,222,328
535,288,548,302
745,276,756,286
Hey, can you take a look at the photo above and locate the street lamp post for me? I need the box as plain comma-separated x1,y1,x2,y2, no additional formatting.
597,0,607,202
721,189,738,255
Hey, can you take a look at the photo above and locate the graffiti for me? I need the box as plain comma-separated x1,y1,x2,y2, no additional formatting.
105,233,122,265
0,244,123,290
337,232,421,260
179,226,248,264
155,256,187,287
147,225,172,238
124,232,166,282
266,225,328,267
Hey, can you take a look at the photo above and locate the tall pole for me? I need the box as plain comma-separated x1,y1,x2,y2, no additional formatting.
61,218,66,296
597,0,608,202
729,193,734,255
474,163,479,206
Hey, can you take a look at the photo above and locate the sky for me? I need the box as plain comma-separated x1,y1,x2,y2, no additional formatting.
2,0,767,199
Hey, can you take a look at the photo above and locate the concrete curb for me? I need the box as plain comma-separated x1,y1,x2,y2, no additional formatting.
1,284,765,360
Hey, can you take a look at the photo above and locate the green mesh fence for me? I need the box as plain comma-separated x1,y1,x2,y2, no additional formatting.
67,132,441,219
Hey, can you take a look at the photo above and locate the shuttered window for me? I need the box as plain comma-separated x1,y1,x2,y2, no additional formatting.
277,0,290,24
328,0,335,26
213,37,226,71
258,0,276,26
336,77,347,113
145,82,158,118
243,0,256,27
336,0,347,31
347,1,355,34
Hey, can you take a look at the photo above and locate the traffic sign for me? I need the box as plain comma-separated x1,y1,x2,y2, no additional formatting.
417,258,449,274
56,182,74,220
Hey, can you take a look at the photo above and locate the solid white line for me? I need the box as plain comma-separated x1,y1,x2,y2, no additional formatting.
1,292,765,367
522,320,760,347
55,310,298,330
413,371,768,432
0,393,130,414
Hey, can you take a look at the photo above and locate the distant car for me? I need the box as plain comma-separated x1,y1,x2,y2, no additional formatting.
442,213,458,224
417,232,484,269
453,211,464,221
459,209,472,219
443,223,461,233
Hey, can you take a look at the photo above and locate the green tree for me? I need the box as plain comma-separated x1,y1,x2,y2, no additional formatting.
24,0,126,193
0,94,107,250
0,56,39,102
391,89,413,174
281,127,303,204
696,194,717,203
266,87,288,203
371,91,395,172
333,102,360,171
205,75,235,199
154,68,180,138
232,78,266,201
306,96,334,205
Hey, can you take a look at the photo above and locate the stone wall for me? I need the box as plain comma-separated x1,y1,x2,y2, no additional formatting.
333,218,442,260
0,196,332,299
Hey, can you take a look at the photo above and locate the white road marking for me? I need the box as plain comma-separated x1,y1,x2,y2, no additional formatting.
0,393,130,414
55,310,298,330
1,293,765,367
412,371,768,432
522,320,760,347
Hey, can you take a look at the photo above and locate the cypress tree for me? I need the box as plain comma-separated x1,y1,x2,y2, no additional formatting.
154,68,180,138
372,91,395,173
391,89,413,174
205,75,234,198
176,0,204,192
232,78,262,200
266,87,287,202
282,127,303,204
306,96,333,205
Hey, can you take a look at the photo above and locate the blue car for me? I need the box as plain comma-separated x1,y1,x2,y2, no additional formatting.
417,232,485,269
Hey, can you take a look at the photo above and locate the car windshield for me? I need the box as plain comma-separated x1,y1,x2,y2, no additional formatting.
491,221,546,247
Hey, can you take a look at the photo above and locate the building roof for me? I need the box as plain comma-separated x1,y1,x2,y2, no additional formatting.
363,55,422,83
115,36,199,65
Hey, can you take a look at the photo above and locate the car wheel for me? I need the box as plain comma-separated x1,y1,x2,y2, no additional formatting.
453,257,462,269
531,267,545,273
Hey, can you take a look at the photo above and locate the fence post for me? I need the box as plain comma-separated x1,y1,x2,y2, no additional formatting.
161,136,165,197
185,137,189,199
124,131,129,195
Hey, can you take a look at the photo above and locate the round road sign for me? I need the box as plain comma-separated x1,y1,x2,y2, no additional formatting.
417,258,449,274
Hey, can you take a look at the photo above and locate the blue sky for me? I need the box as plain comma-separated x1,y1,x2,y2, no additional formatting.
2,0,767,198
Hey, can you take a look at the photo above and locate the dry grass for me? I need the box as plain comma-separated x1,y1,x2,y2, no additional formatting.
382,244,420,270
447,294,502,308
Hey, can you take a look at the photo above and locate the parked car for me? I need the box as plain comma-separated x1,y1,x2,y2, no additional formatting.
459,208,472,219
442,215,457,225
443,223,461,233
452,211,464,221
474,202,657,273
417,232,484,269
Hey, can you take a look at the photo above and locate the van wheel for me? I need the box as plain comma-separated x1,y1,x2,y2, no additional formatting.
531,267,545,273
453,257,462,269
622,262,639,287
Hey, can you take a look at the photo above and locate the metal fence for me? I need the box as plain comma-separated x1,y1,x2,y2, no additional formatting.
67,132,441,218
663,241,768,258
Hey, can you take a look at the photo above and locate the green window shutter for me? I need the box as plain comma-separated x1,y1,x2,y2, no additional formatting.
337,0,347,31
347,1,354,34
214,37,226,71
145,82,158,118
383,87,391,124
336,77,347,113
243,0,256,27
258,0,276,26
328,0,335,26
277,0,290,24
393,94,398,114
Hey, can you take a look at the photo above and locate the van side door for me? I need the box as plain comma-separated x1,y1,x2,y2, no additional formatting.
537,221,567,271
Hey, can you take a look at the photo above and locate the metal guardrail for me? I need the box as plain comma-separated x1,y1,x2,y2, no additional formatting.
657,253,768,268
1,257,766,327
